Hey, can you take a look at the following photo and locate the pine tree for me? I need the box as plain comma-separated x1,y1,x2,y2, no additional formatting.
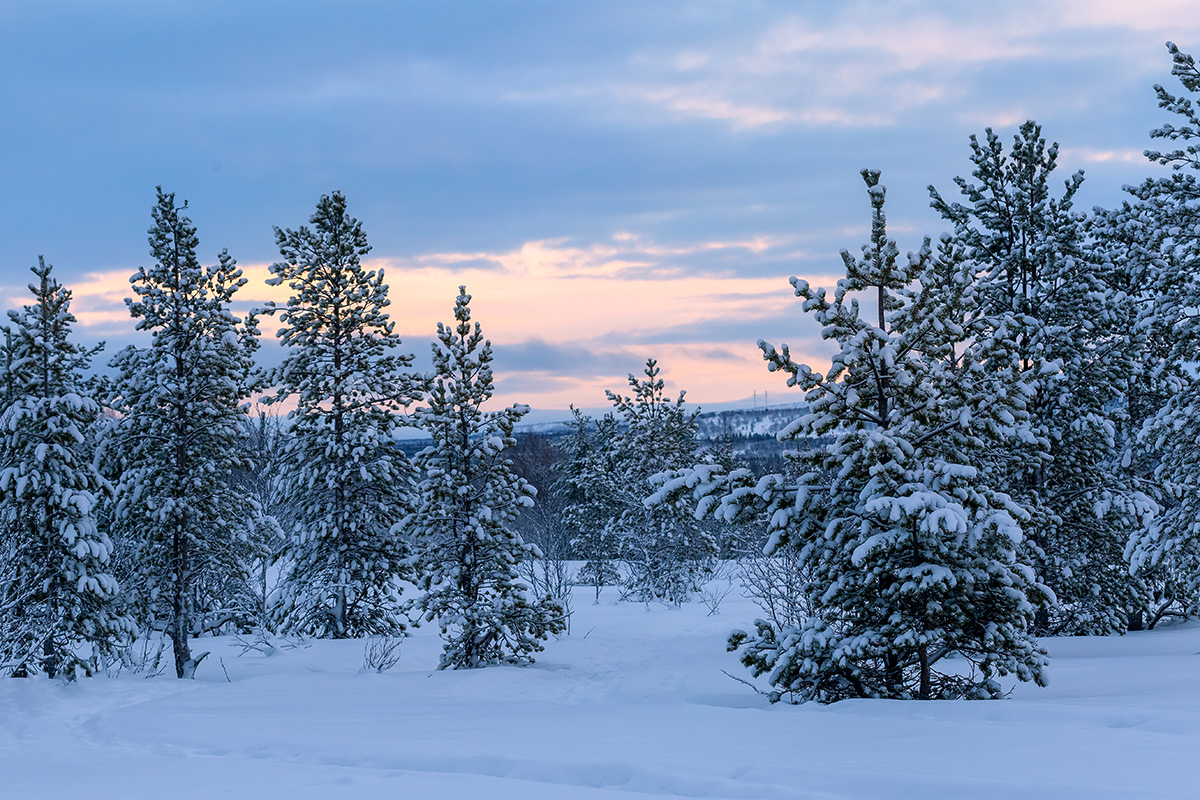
0,328,16,408
606,359,715,603
558,408,621,601
1088,195,1184,628
0,260,130,678
661,172,1049,701
265,191,422,638
108,188,261,678
233,411,288,628
412,286,564,668
929,122,1139,634
1126,43,1200,620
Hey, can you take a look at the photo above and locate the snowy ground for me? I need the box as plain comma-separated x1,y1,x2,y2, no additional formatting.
1,584,1196,799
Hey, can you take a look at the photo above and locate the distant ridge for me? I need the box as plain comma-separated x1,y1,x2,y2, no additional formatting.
513,402,810,441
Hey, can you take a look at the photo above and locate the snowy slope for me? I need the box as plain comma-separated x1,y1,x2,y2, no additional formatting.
0,584,1195,799
693,405,809,441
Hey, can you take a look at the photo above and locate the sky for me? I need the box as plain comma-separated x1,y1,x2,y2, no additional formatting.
1,1,1197,415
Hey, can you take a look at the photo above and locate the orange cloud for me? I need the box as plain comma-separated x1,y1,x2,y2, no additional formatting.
12,235,842,412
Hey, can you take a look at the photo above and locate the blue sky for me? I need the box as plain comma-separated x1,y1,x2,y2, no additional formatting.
1,1,1196,411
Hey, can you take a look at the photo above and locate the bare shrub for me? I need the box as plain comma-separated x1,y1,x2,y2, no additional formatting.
362,636,403,673
698,561,736,616
521,555,575,634
233,628,311,658
123,635,170,678
738,548,812,630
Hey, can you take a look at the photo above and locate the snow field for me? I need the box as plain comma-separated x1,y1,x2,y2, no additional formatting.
0,585,1196,799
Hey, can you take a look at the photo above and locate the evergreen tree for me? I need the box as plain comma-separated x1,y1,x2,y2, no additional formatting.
0,328,16,408
1088,195,1184,628
1126,43,1200,619
412,287,564,668
606,359,715,603
233,410,288,628
108,188,260,678
558,408,621,601
265,191,422,638
0,260,130,678
660,172,1049,701
929,122,1139,634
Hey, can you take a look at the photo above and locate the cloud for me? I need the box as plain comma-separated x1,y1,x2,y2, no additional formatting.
485,2,1200,140
372,232,803,284
40,226,845,410
390,253,509,273
491,337,648,378
606,85,880,130
2,1,1195,411
492,372,587,397
1059,146,1147,165
1052,0,1200,33
1,266,136,340
617,310,824,349
505,7,1046,132
677,346,745,362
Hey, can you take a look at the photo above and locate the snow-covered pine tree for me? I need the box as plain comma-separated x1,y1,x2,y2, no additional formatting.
558,407,621,601
929,122,1139,635
607,359,715,604
657,171,1050,701
1088,196,1183,628
0,260,131,678
265,191,422,638
108,188,261,678
232,410,288,628
0,328,16,407
1126,43,1200,620
412,287,564,668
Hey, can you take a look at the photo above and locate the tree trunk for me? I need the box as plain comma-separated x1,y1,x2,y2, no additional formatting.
918,643,931,700
42,635,59,680
1127,608,1145,632
334,586,346,638
261,559,269,628
171,525,194,678
884,652,902,697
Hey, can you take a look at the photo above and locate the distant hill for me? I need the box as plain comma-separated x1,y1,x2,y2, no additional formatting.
401,403,814,469
691,404,810,473
511,402,808,441
693,403,808,442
